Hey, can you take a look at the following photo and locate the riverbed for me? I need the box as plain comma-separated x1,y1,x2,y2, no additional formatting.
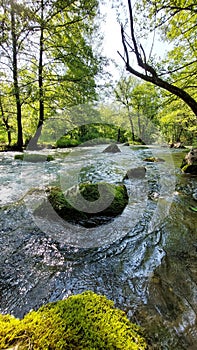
0,144,196,349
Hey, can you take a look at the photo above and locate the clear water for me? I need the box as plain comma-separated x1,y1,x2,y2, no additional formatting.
0,145,196,349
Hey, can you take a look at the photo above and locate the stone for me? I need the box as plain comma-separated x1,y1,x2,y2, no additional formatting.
143,157,165,162
169,142,186,149
123,167,146,180
181,148,197,175
181,164,197,175
34,183,129,228
102,143,121,153
14,153,54,162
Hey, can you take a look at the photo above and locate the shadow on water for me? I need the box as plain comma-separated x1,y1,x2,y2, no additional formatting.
0,145,197,348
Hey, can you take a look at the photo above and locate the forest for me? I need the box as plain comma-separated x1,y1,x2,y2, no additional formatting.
0,0,196,149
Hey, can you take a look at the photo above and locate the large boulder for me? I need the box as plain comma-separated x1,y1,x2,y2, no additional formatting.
34,182,128,227
102,143,121,153
123,167,146,180
181,148,197,175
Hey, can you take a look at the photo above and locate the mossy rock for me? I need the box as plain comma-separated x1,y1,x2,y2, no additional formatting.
0,291,147,350
143,157,165,163
181,164,197,175
14,153,54,162
35,183,129,227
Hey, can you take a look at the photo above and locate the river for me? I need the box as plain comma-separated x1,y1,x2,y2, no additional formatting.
0,144,196,349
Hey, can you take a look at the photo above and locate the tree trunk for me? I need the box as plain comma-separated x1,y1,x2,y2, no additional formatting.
0,96,12,146
127,106,135,141
28,0,44,150
11,2,23,150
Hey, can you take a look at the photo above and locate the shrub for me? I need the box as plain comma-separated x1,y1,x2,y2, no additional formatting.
56,137,80,148
0,291,147,349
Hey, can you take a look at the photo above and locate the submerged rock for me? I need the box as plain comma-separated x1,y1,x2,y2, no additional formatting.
14,153,54,162
123,167,146,180
0,291,147,350
34,183,129,227
102,143,121,153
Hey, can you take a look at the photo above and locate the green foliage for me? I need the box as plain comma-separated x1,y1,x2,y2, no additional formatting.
114,76,161,143
35,183,129,227
14,153,54,162
56,138,80,148
0,0,103,147
0,291,147,349
189,207,197,212
56,123,128,147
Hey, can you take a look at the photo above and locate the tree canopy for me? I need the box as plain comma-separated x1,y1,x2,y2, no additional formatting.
0,0,101,149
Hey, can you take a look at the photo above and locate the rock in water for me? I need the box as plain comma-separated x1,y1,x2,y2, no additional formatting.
123,167,146,179
181,148,197,175
34,183,129,228
102,144,121,153
143,157,165,162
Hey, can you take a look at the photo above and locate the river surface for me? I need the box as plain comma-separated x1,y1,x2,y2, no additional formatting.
0,144,197,349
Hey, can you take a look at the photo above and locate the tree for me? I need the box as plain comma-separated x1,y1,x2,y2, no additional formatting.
27,0,101,149
0,0,31,149
114,76,138,141
118,0,197,117
0,0,102,149
114,76,160,143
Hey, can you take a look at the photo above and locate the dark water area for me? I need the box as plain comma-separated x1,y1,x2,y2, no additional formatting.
0,145,197,349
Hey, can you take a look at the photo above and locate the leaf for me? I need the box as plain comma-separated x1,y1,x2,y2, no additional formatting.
189,207,197,212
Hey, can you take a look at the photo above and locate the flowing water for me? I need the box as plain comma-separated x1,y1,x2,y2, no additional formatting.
0,144,197,349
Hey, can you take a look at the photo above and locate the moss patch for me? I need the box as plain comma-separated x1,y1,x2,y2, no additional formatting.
14,153,54,162
0,291,147,350
35,183,128,227
143,157,165,163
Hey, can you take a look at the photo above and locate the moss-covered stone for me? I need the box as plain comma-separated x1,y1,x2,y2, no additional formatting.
35,183,128,227
181,164,197,175
14,154,54,162
0,291,147,350
143,157,165,162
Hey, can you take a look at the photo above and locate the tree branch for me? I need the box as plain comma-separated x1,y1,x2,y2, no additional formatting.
119,0,197,117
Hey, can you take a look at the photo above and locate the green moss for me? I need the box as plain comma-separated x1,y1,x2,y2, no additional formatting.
0,291,147,350
14,154,54,162
35,183,128,227
143,157,165,162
